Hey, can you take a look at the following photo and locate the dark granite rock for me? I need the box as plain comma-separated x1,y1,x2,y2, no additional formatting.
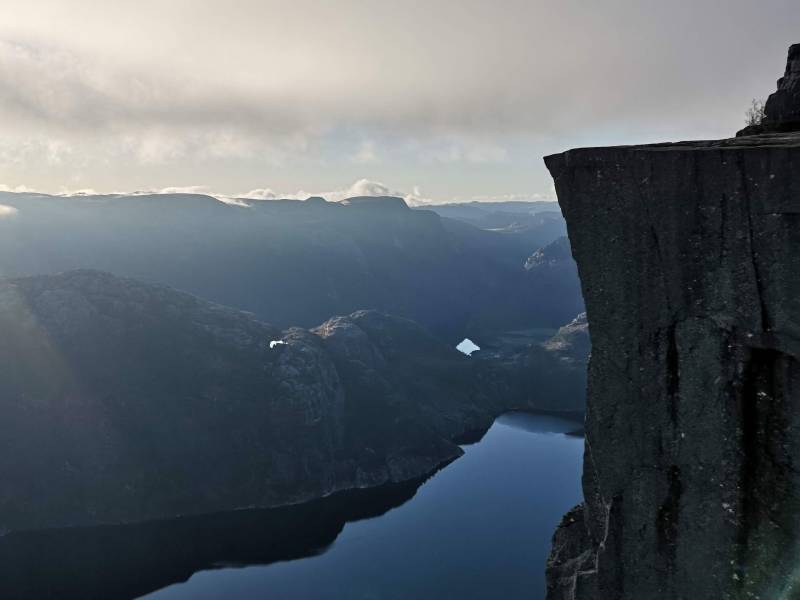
546,505,596,600
764,44,800,124
544,133,800,598
738,44,800,136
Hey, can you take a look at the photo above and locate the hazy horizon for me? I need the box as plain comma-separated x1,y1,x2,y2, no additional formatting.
0,178,560,207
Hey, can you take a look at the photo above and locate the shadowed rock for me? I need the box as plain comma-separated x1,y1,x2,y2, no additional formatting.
544,129,800,599
0,271,481,531
738,44,800,136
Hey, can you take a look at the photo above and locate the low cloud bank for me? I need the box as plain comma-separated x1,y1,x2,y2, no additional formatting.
239,179,434,207
0,179,556,207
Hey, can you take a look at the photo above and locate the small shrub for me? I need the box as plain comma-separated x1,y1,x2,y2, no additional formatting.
745,99,766,126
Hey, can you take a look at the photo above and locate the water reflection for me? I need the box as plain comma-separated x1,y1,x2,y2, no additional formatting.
0,477,427,600
495,411,583,435
0,412,584,600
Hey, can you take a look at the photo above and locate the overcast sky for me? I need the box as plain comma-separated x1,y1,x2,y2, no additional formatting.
0,0,798,203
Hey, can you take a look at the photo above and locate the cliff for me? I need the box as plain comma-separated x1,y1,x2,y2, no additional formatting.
543,134,800,596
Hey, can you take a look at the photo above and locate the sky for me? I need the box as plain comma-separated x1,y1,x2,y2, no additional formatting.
0,0,798,204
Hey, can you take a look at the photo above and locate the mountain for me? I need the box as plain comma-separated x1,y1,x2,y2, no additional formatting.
424,201,567,260
421,200,563,221
522,237,584,327
545,45,800,600
0,269,572,532
0,192,578,342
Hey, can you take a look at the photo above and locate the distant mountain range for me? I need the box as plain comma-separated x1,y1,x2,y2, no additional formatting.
0,192,581,342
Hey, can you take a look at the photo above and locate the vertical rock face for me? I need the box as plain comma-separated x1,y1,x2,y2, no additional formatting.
544,134,800,598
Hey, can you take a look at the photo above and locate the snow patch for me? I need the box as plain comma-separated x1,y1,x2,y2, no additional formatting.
456,338,480,356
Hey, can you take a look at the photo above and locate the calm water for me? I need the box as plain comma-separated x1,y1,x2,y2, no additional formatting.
0,412,583,600
145,413,583,600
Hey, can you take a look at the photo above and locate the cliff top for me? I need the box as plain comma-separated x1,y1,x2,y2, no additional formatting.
544,131,800,216
545,131,800,167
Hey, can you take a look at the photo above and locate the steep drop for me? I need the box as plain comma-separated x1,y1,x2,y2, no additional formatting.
544,45,800,600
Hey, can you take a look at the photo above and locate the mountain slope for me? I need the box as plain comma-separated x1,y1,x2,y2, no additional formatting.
0,192,577,340
0,270,517,531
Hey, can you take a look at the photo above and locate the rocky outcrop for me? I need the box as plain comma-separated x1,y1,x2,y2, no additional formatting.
544,130,800,598
765,44,800,123
542,313,590,365
524,236,573,271
738,44,800,136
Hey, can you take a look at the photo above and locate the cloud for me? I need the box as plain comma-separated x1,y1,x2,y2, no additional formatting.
240,188,281,201
0,204,18,217
0,1,798,196
1,3,796,144
237,179,435,206
350,140,379,164
0,183,38,193
155,185,210,195
57,188,99,196
462,183,558,203
342,179,394,198
417,140,509,164
316,179,434,206
0,177,559,207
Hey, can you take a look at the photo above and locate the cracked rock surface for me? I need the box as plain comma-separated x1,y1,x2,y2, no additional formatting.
544,133,800,599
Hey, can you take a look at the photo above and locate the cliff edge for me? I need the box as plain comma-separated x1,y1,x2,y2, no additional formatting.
543,45,800,600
